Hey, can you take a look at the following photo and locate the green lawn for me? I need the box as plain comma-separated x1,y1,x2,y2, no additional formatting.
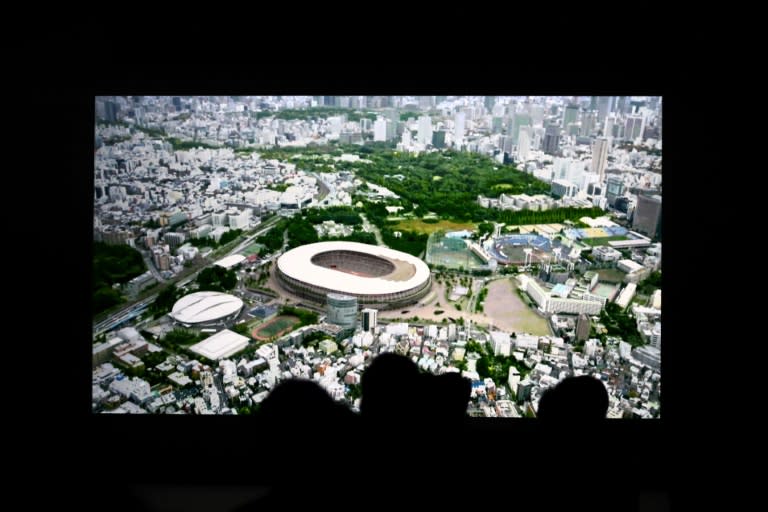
581,235,629,246
394,219,477,235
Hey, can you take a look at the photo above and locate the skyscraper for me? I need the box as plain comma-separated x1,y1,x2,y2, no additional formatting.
591,137,609,183
418,115,432,145
512,112,532,143
605,175,625,207
581,111,596,136
517,128,531,162
625,115,645,142
104,101,120,123
563,103,579,130
597,96,612,123
432,130,446,148
542,125,561,155
454,111,466,148
632,194,662,239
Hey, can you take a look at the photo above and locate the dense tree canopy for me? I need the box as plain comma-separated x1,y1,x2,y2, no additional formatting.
93,242,146,316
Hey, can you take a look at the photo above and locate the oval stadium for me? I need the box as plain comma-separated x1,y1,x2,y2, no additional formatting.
170,291,244,326
276,241,431,309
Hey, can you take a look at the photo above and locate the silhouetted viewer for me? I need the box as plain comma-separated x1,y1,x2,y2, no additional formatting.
258,377,354,430
424,371,472,426
360,352,423,425
240,378,356,511
536,375,609,421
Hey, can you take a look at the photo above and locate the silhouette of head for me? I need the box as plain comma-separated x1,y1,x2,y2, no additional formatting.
360,353,421,420
537,375,609,421
259,378,352,427
426,372,472,422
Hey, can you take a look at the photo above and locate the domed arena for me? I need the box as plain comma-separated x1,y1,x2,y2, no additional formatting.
169,291,244,326
276,241,431,309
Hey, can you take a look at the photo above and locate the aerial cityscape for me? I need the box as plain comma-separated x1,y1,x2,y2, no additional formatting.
92,95,662,419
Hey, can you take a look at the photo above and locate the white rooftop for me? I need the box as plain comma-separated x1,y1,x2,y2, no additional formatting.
170,291,244,324
277,241,430,295
214,254,246,269
189,329,249,360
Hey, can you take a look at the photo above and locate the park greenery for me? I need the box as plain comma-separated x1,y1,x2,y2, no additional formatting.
254,144,606,258
466,339,530,387
253,107,377,122
167,137,220,151
636,271,661,296
279,305,319,328
196,266,238,292
93,242,147,316
600,302,644,347
148,283,184,319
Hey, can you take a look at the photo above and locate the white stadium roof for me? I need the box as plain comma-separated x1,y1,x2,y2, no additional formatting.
170,291,244,324
214,254,246,269
277,241,430,295
189,329,249,360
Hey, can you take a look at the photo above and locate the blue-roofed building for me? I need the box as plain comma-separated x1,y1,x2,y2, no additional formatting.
551,284,570,298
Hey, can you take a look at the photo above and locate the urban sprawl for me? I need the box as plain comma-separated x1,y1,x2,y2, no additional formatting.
93,95,662,419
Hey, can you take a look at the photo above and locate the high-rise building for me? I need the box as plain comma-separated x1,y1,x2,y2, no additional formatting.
591,137,609,183
512,112,531,143
432,130,446,148
617,96,629,115
563,103,579,130
576,313,591,342
597,96,612,123
104,100,120,123
484,96,496,112
361,308,378,333
632,194,662,239
625,115,645,142
454,111,466,147
373,118,388,142
417,115,432,145
542,125,561,155
581,111,596,136
605,175,625,207
326,293,358,329
517,128,531,162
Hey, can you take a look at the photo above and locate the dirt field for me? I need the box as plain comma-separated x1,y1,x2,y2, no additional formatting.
482,278,551,336
379,276,552,336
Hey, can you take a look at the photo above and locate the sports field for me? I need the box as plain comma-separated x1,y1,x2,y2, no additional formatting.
241,243,264,256
394,219,477,235
426,232,487,270
580,235,629,247
597,268,625,283
252,315,300,340
483,278,551,336
592,282,619,300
